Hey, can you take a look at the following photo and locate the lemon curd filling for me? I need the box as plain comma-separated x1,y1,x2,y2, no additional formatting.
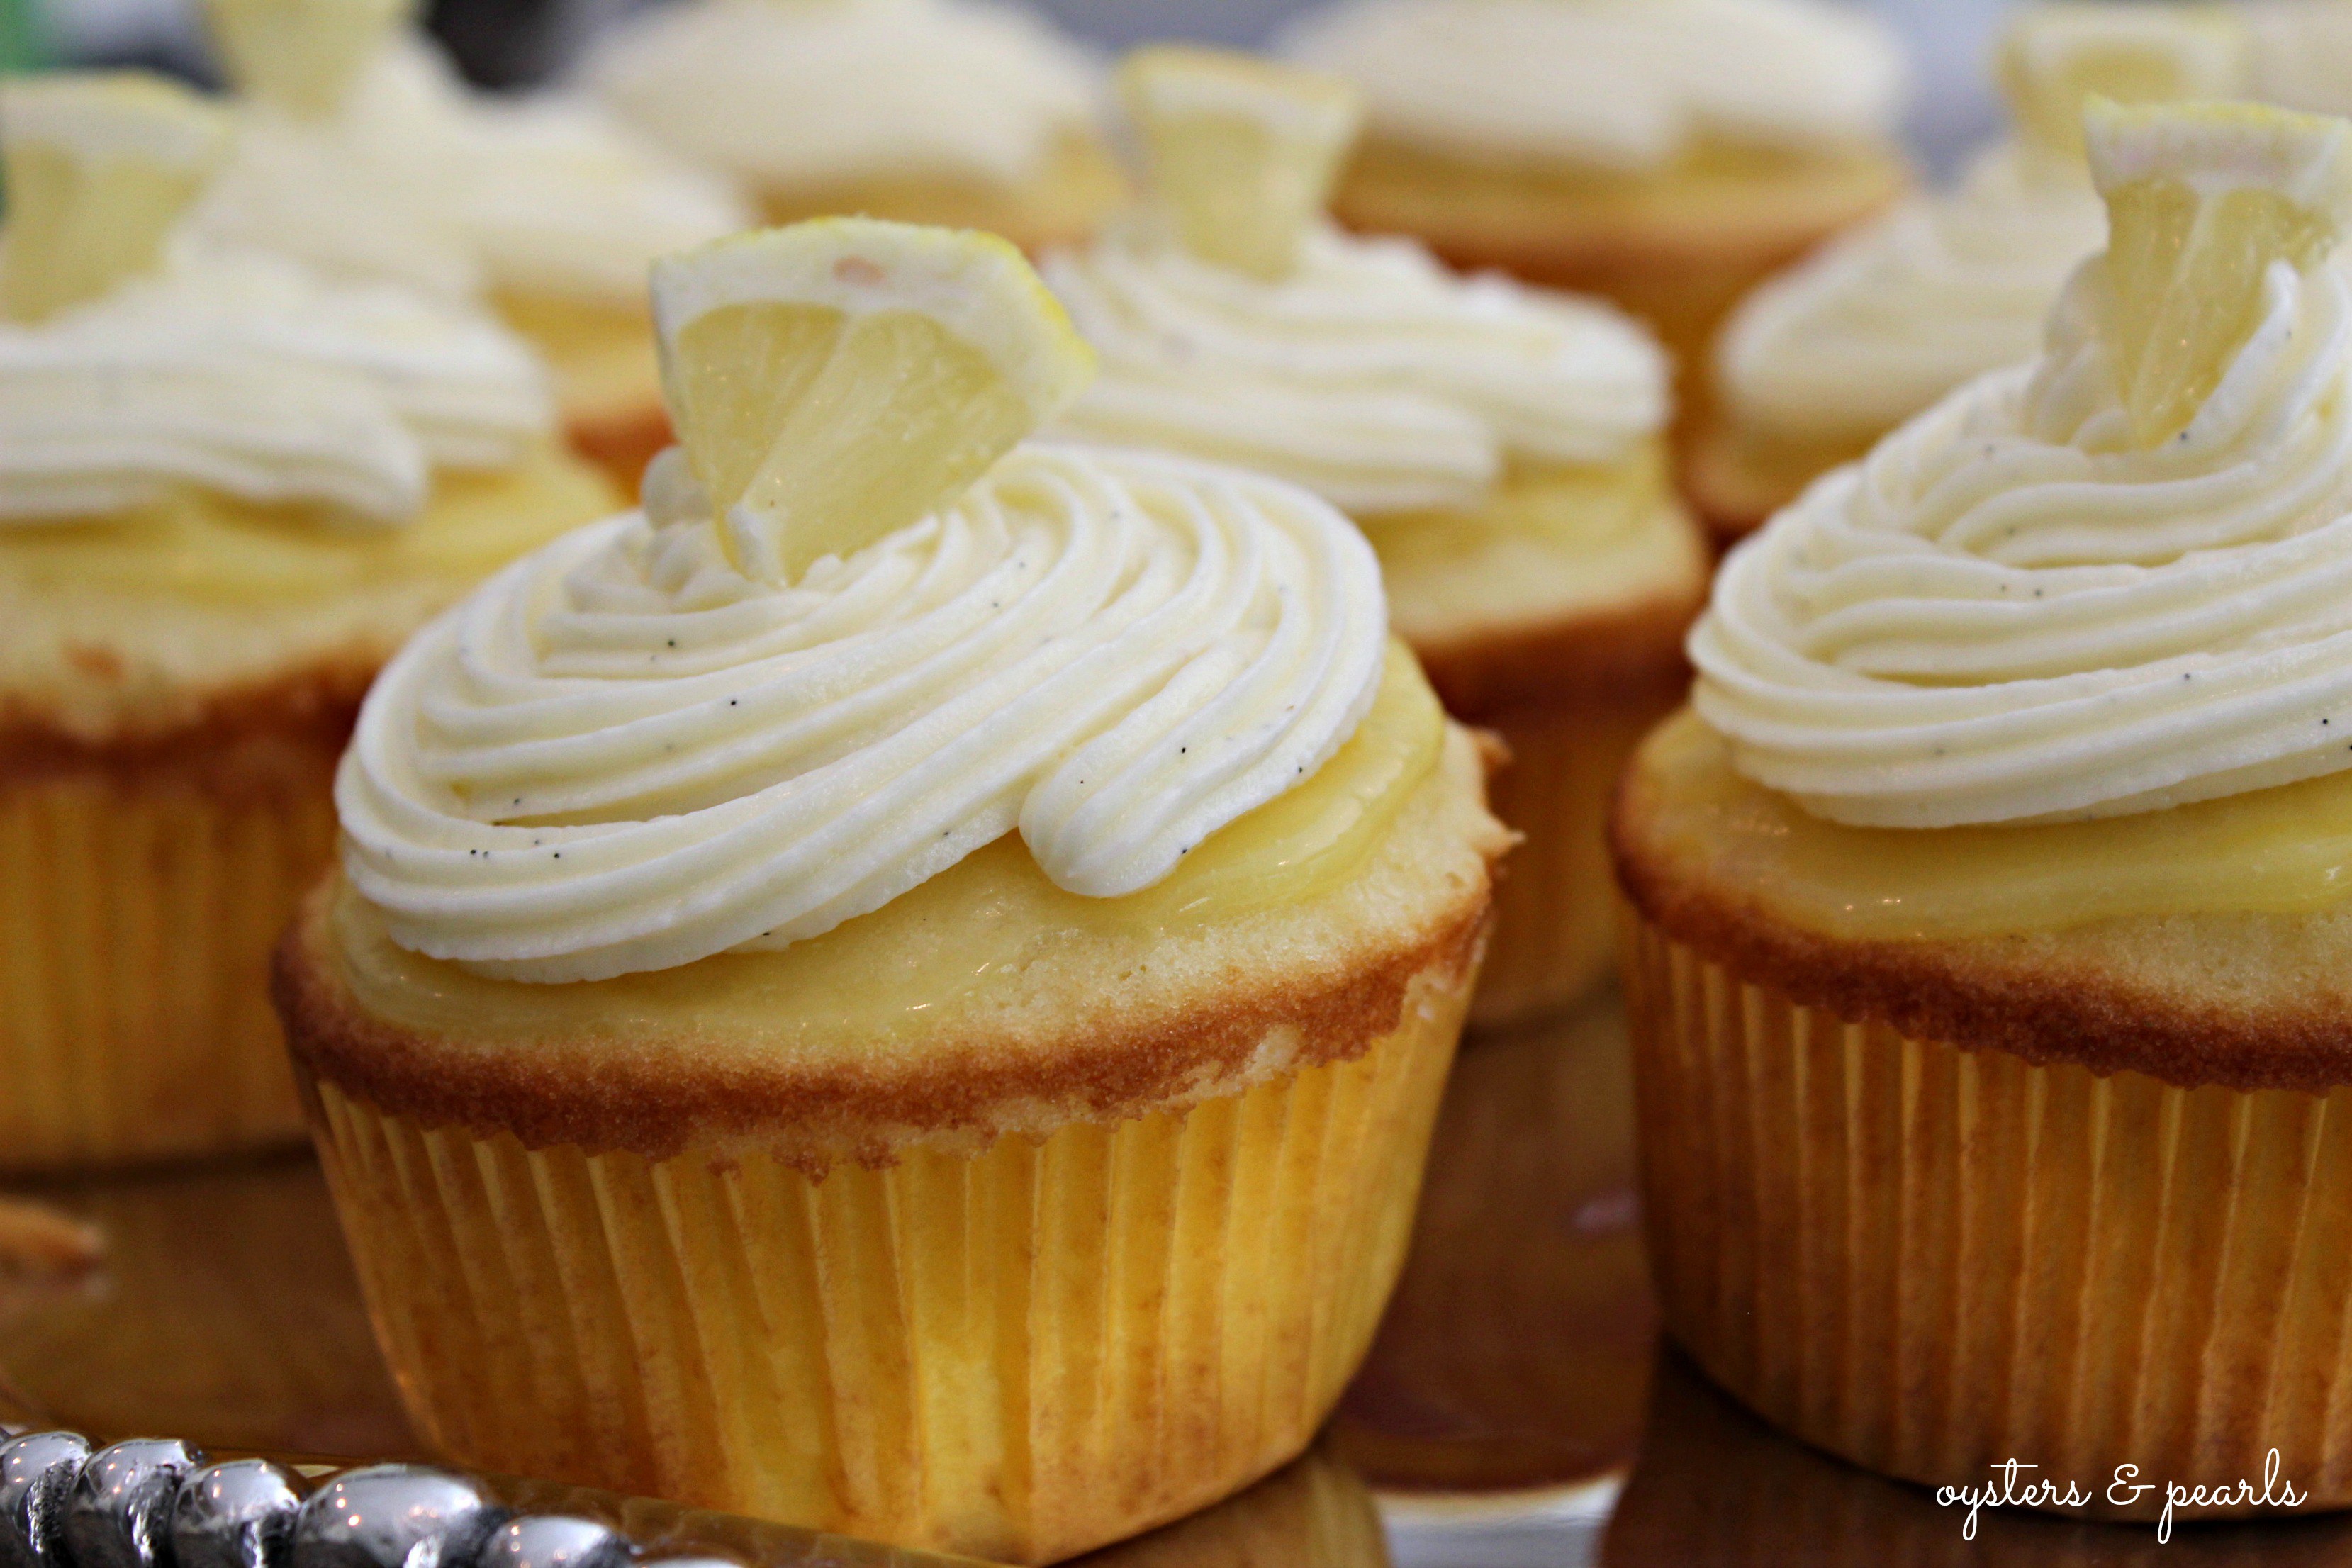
1646,709,2352,940
0,443,614,605
332,639,1443,1042
1360,441,1688,639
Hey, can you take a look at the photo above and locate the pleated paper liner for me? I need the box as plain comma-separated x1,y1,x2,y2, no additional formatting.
1472,696,1670,1029
0,740,336,1169
1621,911,2352,1523
296,959,1472,1565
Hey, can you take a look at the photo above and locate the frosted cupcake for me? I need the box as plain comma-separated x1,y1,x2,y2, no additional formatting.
0,73,615,1169
1693,3,2252,542
1618,100,2352,1515
583,0,1121,251
192,0,752,486
1287,0,1910,394
274,218,1506,1562
1046,49,1706,1026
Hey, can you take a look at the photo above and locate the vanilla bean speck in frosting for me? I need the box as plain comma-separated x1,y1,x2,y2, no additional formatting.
1693,248,2352,828
1043,222,1667,516
1716,145,2108,447
1284,0,1905,172
0,242,552,525
338,443,1387,982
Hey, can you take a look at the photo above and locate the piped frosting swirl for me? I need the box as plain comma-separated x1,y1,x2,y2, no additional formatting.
1043,222,1667,515
338,442,1387,982
1694,250,2352,827
1717,145,2107,446
1284,0,1905,172
0,242,552,525
583,0,1102,191
192,40,750,307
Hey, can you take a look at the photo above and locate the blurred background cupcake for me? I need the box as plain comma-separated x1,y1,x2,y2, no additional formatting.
1619,96,2352,1517
1689,1,2352,545
1045,46,1707,1026
189,0,751,488
1282,0,1913,412
579,0,1124,251
0,71,615,1169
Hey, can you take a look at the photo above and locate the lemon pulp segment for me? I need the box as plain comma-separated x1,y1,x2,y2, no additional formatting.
1998,4,2249,165
0,73,228,324
203,0,416,121
651,218,1095,583
2086,99,2352,449
1119,44,1362,281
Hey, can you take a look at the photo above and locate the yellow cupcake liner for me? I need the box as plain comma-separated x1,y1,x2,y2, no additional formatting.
0,748,335,1170
1472,698,1671,1029
1622,911,2352,1521
297,960,1472,1564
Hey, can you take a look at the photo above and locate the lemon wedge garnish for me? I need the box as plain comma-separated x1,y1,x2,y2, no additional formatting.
202,0,415,121
1119,44,1362,282
651,218,1097,583
0,72,229,325
2085,98,2352,449
2000,4,2249,165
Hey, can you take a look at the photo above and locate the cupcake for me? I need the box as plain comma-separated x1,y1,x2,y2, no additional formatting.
273,217,1508,1563
191,0,753,487
1285,0,1910,398
0,73,616,1169
1043,47,1706,1026
582,0,1121,252
1615,99,2352,1515
1691,3,2254,544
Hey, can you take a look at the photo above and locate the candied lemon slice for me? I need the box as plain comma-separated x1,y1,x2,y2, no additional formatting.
2086,98,2352,449
0,72,228,324
651,218,1096,583
203,0,414,121
2000,5,2249,164
1119,44,1362,281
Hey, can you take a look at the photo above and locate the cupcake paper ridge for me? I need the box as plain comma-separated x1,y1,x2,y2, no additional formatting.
337,442,1388,982
1693,246,2352,828
1284,0,1905,173
1043,221,1667,515
0,242,553,525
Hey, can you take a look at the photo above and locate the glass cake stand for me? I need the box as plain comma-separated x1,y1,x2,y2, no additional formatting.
7,993,2348,1567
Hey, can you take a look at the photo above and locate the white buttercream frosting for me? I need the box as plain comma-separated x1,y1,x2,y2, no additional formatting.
191,38,750,307
1284,0,1905,172
0,241,552,525
1693,251,2352,828
1043,221,1667,516
1718,144,2107,445
337,442,1387,981
583,0,1101,191
2247,1,2352,118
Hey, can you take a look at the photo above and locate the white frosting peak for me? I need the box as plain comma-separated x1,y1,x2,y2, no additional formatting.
191,39,751,308
338,442,1387,981
1044,221,1667,515
1718,144,2109,445
0,242,552,525
583,0,1102,191
1285,0,1905,172
1694,252,2352,827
